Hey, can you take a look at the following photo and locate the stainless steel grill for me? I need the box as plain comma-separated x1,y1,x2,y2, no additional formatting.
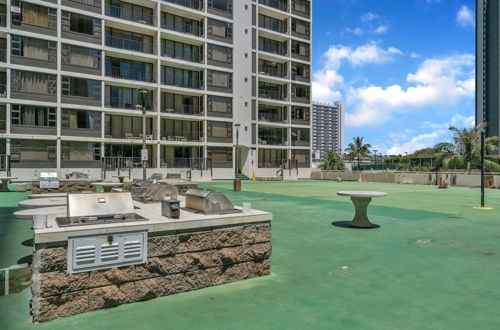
184,188,240,214
131,181,178,202
56,192,147,227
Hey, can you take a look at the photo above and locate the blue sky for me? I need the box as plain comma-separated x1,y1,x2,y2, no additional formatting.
312,0,476,154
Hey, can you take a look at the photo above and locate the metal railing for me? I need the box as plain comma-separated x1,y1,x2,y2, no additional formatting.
259,18,287,34
106,66,154,82
161,19,204,37
161,104,203,116
102,156,144,170
259,88,287,101
259,159,298,169
164,0,204,11
160,131,202,142
259,43,288,56
105,4,154,25
258,136,288,146
105,34,153,54
161,78,204,90
258,112,287,123
69,0,102,7
259,0,288,12
106,97,154,111
259,65,288,78
161,45,203,63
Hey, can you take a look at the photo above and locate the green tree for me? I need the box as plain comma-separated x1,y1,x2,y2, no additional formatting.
446,124,500,173
345,137,371,171
397,156,413,171
320,151,345,171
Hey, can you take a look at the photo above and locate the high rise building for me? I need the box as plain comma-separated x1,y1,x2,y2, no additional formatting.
476,0,500,145
312,102,344,159
0,0,312,179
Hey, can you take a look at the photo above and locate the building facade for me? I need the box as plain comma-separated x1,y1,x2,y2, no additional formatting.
476,0,500,146
312,102,344,159
0,0,312,180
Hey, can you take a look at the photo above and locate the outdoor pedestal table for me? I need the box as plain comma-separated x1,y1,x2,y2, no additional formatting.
0,177,17,192
113,175,127,183
337,191,387,228
19,197,68,209
91,182,124,192
14,206,67,219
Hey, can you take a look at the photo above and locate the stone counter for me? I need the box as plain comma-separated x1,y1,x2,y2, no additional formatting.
30,204,272,322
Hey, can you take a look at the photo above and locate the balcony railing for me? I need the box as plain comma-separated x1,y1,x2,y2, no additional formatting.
259,112,287,123
164,0,204,11
259,159,298,169
102,156,145,170
105,35,153,54
259,0,288,12
105,4,154,25
106,98,154,111
259,88,287,101
259,19,287,34
160,131,202,142
259,43,288,56
258,135,288,146
106,66,154,82
162,78,204,90
161,20,204,37
259,65,288,78
69,0,102,7
161,45,203,63
162,104,203,116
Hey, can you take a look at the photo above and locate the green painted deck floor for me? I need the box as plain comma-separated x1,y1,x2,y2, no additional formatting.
1,181,500,329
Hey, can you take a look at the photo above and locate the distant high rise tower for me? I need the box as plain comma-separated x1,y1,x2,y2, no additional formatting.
312,102,344,159
476,0,500,145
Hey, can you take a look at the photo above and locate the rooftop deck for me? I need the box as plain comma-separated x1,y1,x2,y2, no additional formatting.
1,180,500,329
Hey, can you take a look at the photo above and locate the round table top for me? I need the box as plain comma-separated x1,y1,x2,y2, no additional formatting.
90,182,124,187
19,197,68,209
337,191,388,198
0,177,17,180
29,193,68,199
14,206,67,219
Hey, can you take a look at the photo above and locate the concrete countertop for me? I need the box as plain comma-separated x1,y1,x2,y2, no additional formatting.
34,197,272,244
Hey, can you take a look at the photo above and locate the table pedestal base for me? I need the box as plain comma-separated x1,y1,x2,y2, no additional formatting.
350,196,373,228
0,181,11,192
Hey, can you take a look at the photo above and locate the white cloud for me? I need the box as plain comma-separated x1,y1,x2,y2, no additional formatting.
373,25,389,34
312,70,343,102
361,12,378,22
346,54,475,127
456,5,474,28
387,130,447,155
410,52,421,59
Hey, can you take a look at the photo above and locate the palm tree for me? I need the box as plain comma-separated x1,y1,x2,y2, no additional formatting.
446,124,500,173
345,137,371,171
320,150,345,171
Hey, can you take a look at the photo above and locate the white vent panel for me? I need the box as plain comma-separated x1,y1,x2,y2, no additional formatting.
68,231,147,274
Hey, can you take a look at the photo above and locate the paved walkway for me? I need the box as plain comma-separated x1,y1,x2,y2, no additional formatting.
1,181,500,329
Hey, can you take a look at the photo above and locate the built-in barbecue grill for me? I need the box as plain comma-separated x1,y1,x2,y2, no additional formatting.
184,188,240,215
131,181,178,202
38,172,60,189
56,192,147,227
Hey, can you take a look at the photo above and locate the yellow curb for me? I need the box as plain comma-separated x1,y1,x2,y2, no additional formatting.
473,206,494,210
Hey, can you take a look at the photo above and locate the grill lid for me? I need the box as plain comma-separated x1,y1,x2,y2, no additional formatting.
67,192,135,219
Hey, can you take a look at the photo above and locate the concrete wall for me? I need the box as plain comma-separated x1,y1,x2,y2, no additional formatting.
311,171,500,188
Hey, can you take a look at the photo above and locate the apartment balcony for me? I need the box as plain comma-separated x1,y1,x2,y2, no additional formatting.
160,131,203,143
105,34,153,54
61,44,102,76
258,62,288,79
258,135,288,146
105,3,155,26
291,0,311,18
161,13,204,38
291,63,310,83
259,88,288,102
164,0,204,11
106,66,155,83
10,124,57,136
259,0,288,12
161,44,204,64
259,15,288,35
0,84,6,98
291,85,310,104
291,128,310,146
62,0,102,14
11,4,57,37
0,13,6,27
162,103,204,116
0,49,5,63
0,119,5,133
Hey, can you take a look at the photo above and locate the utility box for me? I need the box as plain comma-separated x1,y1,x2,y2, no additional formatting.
67,231,147,274
162,199,180,219
39,172,60,189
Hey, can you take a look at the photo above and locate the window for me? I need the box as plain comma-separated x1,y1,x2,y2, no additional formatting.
207,121,232,138
258,149,286,168
208,0,233,13
12,2,56,28
207,147,232,166
10,70,57,95
259,37,287,55
292,40,310,58
207,44,232,64
207,70,232,89
106,0,154,25
105,85,153,110
259,14,286,33
208,95,232,114
11,35,56,62
68,12,95,35
62,109,100,130
105,57,153,82
208,18,233,39
61,142,101,162
292,84,310,100
62,77,101,99
11,105,56,127
161,39,203,63
291,18,310,36
161,13,203,36
62,44,101,69
161,92,202,115
161,66,202,89
105,27,153,53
